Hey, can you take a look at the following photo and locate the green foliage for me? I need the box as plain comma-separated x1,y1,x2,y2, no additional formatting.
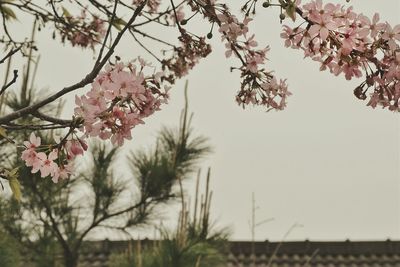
4,167,21,201
84,143,125,221
110,231,227,267
0,3,17,21
129,86,211,204
109,169,229,267
0,230,20,267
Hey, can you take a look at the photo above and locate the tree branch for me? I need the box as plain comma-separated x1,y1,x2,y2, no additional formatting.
94,0,119,67
0,69,18,95
74,193,172,251
0,46,22,64
0,0,148,125
32,111,72,125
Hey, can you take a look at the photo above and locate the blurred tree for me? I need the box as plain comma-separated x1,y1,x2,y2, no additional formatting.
110,168,229,267
0,229,20,267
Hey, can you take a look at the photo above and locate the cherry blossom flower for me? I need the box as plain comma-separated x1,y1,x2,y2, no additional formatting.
280,0,400,111
21,149,40,168
245,53,264,73
52,163,73,184
75,59,169,146
23,132,41,149
308,14,337,41
170,6,185,25
133,0,160,13
382,24,400,51
21,133,43,168
59,11,106,48
38,150,59,178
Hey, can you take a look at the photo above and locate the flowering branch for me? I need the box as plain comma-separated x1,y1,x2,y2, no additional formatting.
0,0,398,187
0,0,148,125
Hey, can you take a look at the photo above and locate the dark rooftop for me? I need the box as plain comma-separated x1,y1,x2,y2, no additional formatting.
77,240,400,267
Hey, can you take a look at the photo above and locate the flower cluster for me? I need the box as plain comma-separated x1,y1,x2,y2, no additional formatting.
59,9,106,48
169,6,185,26
281,0,400,111
162,33,212,82
21,133,81,183
132,0,161,13
75,59,169,146
187,1,291,110
219,11,290,109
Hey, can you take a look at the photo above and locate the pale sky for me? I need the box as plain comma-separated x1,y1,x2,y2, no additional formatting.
5,0,400,241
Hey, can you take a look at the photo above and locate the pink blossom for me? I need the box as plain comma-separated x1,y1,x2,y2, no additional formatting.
359,13,385,39
382,24,400,51
343,63,362,80
74,60,168,145
21,133,42,167
133,0,160,13
245,53,264,73
38,150,59,178
65,140,85,159
21,149,40,167
23,132,41,149
308,14,337,41
52,163,73,184
340,27,359,55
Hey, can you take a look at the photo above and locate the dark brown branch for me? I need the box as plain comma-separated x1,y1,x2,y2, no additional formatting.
74,193,172,251
0,69,18,95
94,0,119,67
0,46,22,64
132,28,176,47
1,123,69,130
130,31,162,63
170,0,184,33
32,111,72,125
29,180,72,256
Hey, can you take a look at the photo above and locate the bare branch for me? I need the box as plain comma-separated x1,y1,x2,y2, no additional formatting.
0,46,22,64
32,111,72,125
0,69,18,95
94,0,119,67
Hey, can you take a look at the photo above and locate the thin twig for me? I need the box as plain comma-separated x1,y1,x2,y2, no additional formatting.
131,31,162,63
0,69,18,95
94,0,119,67
32,111,72,125
0,46,22,64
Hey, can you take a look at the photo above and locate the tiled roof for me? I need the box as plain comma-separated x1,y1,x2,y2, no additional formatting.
78,240,400,267
227,240,400,267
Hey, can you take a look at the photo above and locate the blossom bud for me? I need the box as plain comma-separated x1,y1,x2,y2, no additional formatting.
78,138,88,151
353,86,367,100
262,2,270,8
366,76,374,86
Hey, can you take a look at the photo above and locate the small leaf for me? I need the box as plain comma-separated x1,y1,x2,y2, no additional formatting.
9,177,21,202
0,6,17,21
111,18,126,31
286,2,297,22
9,167,19,177
0,127,15,144
0,127,7,138
61,6,71,18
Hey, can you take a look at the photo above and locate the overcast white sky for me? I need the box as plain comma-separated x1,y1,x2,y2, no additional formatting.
5,0,400,241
